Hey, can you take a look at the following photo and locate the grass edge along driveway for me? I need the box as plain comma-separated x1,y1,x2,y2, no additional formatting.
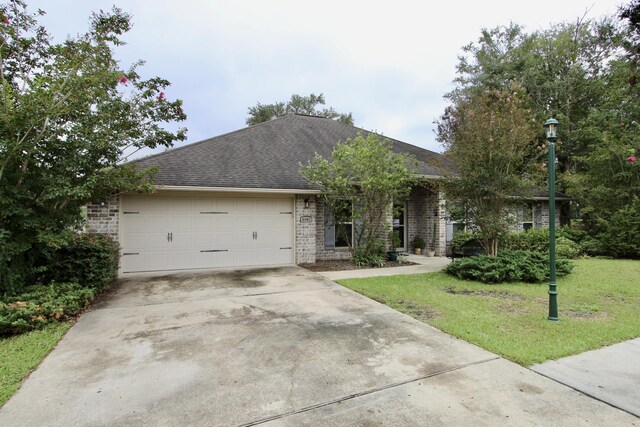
338,258,640,366
0,322,71,406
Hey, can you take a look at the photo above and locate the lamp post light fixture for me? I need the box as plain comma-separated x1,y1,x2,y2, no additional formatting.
544,118,559,322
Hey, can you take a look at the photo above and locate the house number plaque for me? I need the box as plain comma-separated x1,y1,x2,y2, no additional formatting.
300,215,312,223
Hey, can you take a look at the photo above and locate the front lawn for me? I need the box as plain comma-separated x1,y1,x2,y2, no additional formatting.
339,258,640,366
0,322,71,406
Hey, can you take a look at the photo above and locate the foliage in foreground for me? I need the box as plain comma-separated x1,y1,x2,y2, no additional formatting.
437,85,540,256
0,322,70,406
339,258,640,365
445,249,573,283
37,233,119,292
0,233,119,336
451,227,583,259
302,132,418,256
444,9,640,259
0,283,95,336
0,1,186,293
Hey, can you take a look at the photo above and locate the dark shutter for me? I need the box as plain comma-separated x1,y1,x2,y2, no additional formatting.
353,199,363,247
324,202,335,250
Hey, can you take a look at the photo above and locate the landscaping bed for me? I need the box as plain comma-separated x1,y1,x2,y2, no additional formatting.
300,259,417,272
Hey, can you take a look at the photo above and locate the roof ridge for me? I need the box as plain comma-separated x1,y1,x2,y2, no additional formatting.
128,113,446,165
126,115,299,165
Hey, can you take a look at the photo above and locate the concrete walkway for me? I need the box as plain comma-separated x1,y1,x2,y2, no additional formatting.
320,254,451,281
532,338,640,417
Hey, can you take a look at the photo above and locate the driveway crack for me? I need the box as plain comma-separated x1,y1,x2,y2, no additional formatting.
238,356,501,427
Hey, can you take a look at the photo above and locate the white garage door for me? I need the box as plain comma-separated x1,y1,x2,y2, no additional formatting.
121,195,294,273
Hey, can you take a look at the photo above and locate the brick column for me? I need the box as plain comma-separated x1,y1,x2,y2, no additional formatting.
295,195,317,264
85,195,120,241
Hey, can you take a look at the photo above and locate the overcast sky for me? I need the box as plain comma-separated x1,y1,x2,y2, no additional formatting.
31,0,623,157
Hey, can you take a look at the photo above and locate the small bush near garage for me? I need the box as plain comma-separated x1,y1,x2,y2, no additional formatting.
445,249,574,283
0,233,119,336
38,233,119,291
0,283,96,336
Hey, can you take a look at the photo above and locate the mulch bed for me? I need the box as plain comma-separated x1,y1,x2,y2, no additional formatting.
300,259,417,272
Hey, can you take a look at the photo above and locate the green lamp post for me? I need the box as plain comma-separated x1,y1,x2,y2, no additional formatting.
544,118,559,322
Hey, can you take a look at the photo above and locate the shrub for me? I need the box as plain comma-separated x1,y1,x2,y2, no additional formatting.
556,237,581,259
411,235,426,250
450,231,481,250
38,233,119,291
0,283,96,336
501,228,582,259
501,228,549,252
445,249,573,283
557,226,587,245
595,200,640,259
352,251,386,268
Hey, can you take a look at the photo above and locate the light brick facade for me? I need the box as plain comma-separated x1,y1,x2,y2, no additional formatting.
85,195,119,242
295,195,317,264
405,186,447,256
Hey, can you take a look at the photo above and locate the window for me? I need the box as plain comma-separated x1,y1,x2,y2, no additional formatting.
323,200,355,250
334,200,353,248
520,203,534,231
392,202,407,250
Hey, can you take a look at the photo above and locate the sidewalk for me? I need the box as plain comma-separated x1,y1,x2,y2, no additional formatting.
531,338,640,417
319,254,451,281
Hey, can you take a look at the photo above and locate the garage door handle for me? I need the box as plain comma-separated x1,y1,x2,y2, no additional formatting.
280,247,291,250
201,249,228,252
167,232,173,242
253,231,257,240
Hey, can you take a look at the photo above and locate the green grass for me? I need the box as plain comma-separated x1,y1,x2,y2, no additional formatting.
0,322,71,406
339,258,640,366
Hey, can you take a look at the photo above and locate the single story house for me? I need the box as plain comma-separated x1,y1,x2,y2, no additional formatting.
85,114,564,275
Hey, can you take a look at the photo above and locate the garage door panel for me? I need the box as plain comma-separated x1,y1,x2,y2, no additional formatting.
214,214,236,229
122,198,146,213
274,215,293,230
192,198,214,212
192,215,214,229
215,199,236,214
147,198,174,212
146,215,171,232
212,231,237,250
274,199,293,213
122,196,294,273
123,215,147,233
170,198,194,213
170,215,195,232
235,199,256,213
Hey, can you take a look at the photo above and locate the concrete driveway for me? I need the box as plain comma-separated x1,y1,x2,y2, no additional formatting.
0,267,636,426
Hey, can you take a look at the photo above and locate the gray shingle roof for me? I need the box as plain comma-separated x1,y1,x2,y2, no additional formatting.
131,114,454,190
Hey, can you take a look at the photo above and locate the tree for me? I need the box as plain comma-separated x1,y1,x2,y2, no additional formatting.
437,85,539,256
0,2,187,292
451,19,621,176
301,132,417,257
444,8,640,258
246,93,353,125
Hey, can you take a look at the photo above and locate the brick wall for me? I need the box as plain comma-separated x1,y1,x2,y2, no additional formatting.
405,185,446,256
295,195,317,264
85,195,120,241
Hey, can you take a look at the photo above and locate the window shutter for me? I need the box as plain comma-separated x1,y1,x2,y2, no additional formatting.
324,203,335,250
353,199,364,247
